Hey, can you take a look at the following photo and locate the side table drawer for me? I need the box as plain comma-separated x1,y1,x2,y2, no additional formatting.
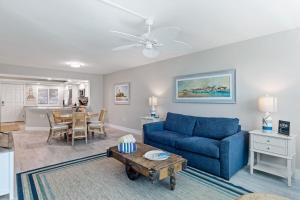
253,142,287,156
253,135,287,148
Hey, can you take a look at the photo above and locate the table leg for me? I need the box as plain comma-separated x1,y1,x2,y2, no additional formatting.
292,156,296,178
125,164,140,180
170,174,176,190
250,150,254,175
287,159,292,187
168,166,176,190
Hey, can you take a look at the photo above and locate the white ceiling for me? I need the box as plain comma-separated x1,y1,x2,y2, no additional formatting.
1,0,300,74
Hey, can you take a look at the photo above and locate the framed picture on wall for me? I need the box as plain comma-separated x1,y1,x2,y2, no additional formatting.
114,82,130,105
49,88,59,104
38,88,49,104
24,85,37,106
174,69,236,104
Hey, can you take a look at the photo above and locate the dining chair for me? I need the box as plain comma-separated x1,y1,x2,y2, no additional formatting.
72,112,88,146
47,113,69,144
52,110,62,123
88,109,106,137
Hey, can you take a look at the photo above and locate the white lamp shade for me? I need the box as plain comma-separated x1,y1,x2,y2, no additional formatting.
258,95,277,113
149,96,158,106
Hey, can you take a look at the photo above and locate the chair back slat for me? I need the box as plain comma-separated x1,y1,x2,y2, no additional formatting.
73,112,87,129
98,109,106,122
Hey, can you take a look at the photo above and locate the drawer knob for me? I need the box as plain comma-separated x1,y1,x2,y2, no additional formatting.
267,147,270,150
267,140,270,143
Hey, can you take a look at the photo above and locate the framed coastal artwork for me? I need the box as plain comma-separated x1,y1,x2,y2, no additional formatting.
114,82,130,105
38,88,49,104
24,85,37,106
49,88,59,104
174,69,236,103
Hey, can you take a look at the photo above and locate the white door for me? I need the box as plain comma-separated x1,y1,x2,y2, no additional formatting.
0,83,24,122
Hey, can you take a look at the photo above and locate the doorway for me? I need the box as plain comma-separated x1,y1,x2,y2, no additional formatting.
0,83,24,123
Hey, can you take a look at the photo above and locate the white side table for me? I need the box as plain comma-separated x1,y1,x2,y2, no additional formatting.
249,130,296,186
141,116,163,143
0,148,14,200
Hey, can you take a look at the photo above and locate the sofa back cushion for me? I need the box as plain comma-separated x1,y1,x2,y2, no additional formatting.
193,117,239,140
164,112,196,136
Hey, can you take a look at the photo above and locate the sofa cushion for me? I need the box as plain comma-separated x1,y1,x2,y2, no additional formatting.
164,112,196,136
193,117,239,140
176,137,220,159
146,130,188,147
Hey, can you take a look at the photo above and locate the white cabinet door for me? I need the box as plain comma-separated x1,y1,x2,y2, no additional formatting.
0,151,9,196
0,84,24,122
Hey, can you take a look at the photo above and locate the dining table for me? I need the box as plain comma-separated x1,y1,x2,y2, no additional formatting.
56,112,99,141
58,112,99,122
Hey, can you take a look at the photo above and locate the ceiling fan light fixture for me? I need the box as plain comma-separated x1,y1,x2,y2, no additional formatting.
142,48,159,58
145,41,153,49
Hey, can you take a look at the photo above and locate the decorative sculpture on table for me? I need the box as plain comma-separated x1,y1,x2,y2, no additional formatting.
78,83,89,106
117,134,137,153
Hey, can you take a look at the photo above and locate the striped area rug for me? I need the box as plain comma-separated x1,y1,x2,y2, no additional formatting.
17,153,251,200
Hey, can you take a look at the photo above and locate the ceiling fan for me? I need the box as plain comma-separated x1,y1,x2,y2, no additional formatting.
111,18,191,58
96,0,191,58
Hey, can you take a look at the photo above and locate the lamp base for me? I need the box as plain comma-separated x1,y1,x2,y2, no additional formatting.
150,106,156,117
262,113,272,133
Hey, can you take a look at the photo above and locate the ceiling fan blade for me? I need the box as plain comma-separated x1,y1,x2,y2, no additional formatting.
173,40,192,49
112,44,141,51
149,27,181,44
111,30,143,42
142,48,160,58
157,40,192,54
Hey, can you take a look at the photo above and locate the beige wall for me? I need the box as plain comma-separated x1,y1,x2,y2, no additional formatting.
104,28,300,168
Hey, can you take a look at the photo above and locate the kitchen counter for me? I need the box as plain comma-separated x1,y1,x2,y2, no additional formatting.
24,107,72,130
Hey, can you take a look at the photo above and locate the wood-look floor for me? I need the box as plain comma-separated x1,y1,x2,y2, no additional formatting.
0,127,299,199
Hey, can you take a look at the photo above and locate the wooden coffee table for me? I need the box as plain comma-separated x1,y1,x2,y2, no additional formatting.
107,143,187,190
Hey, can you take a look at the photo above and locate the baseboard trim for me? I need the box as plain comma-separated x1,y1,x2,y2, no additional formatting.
105,123,142,135
25,126,49,131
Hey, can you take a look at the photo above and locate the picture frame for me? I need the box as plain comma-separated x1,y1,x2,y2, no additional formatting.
174,69,236,103
49,88,59,105
24,85,37,106
278,120,290,136
38,88,49,104
114,82,130,105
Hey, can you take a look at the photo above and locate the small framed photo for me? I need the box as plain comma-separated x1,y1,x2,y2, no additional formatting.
278,120,290,136
114,82,130,105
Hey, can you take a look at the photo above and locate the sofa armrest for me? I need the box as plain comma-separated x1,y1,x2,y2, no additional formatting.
220,131,249,180
143,121,165,143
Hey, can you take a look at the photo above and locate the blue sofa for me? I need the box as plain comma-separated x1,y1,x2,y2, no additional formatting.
143,112,249,180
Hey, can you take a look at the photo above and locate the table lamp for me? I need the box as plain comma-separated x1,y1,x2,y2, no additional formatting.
149,96,158,117
258,95,277,133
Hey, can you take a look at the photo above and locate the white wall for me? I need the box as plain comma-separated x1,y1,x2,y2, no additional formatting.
0,63,103,112
104,28,300,168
